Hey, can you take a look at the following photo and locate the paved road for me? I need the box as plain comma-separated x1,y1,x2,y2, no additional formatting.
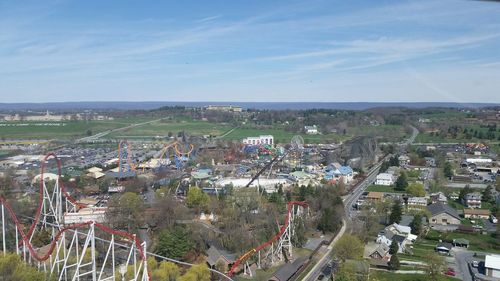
303,125,419,280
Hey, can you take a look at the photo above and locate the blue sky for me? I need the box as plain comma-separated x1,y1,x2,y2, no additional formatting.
1,0,500,103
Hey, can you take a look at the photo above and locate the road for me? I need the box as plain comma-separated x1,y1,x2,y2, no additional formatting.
304,125,419,280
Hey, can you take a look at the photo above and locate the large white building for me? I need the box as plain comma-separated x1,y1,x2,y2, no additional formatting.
485,254,500,279
375,173,395,186
242,135,274,146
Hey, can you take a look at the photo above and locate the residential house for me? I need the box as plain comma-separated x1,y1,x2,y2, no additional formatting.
430,192,448,204
398,155,410,166
463,208,491,219
206,245,237,272
304,125,319,135
366,192,384,201
269,257,307,281
367,243,390,260
407,197,428,209
427,203,461,226
485,254,500,279
375,173,395,186
463,192,482,208
435,242,453,255
376,223,416,253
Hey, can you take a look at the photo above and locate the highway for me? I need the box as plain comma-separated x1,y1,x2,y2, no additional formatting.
303,125,419,280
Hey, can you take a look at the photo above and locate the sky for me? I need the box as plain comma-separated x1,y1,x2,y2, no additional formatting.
1,0,500,103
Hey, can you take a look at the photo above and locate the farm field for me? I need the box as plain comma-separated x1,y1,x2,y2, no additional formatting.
106,120,233,139
0,120,131,139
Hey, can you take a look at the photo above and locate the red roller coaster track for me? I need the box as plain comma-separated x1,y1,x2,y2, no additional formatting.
0,153,151,280
228,201,308,278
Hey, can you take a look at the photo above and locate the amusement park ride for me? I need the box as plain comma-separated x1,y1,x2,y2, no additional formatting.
0,139,309,280
0,153,229,281
228,201,308,278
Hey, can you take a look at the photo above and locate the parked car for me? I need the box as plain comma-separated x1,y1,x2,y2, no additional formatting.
444,268,456,276
490,215,498,224
472,260,479,268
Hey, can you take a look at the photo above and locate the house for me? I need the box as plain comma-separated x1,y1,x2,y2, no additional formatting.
463,192,482,208
407,197,428,209
206,245,237,272
376,223,416,253
375,173,395,186
269,257,307,281
430,192,448,204
304,125,319,135
435,242,453,255
425,157,436,167
398,155,410,166
463,208,491,219
427,203,461,226
452,238,469,248
367,243,390,260
485,254,500,279
366,192,384,201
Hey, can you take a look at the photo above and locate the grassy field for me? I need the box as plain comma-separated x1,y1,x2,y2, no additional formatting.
425,229,500,254
370,270,457,281
106,120,233,139
366,185,405,193
0,118,153,139
415,124,500,143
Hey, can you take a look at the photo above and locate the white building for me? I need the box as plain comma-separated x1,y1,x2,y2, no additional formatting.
485,255,500,279
465,158,492,164
375,173,395,186
242,135,274,146
304,125,319,135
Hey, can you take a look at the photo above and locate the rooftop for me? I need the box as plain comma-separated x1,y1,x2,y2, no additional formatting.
427,202,460,220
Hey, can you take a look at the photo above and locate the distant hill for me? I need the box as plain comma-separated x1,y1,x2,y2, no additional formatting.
0,101,498,111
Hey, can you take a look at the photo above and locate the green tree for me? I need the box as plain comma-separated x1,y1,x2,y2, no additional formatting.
155,226,193,260
0,253,50,281
395,171,408,191
406,182,425,197
409,213,423,236
186,186,210,212
106,192,145,232
389,200,402,224
332,234,364,262
179,263,210,281
425,253,446,281
389,240,399,255
443,162,453,179
152,261,180,281
482,185,493,203
459,185,472,203
388,254,400,270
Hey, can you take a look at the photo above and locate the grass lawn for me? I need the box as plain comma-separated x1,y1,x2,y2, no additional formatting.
400,242,436,263
370,270,458,281
107,120,232,138
0,118,155,139
425,229,500,254
366,185,405,193
346,125,409,142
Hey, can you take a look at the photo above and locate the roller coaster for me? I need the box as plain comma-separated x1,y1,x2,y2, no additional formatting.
228,201,308,278
0,153,231,281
